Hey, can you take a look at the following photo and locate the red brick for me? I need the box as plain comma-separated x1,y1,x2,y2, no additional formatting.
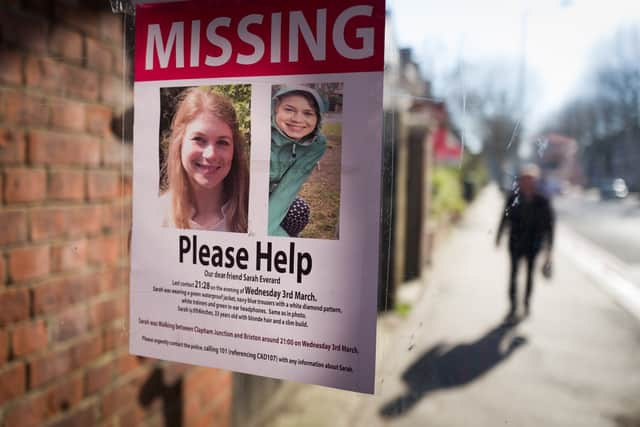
30,206,103,241
52,307,89,343
118,406,145,427
121,174,132,197
50,239,87,273
30,208,68,241
0,128,26,164
55,5,101,38
2,90,49,126
88,234,121,266
0,363,26,405
32,273,99,315
113,45,124,75
30,347,72,387
100,204,114,230
184,369,231,422
204,406,227,427
47,375,83,414
0,9,47,53
101,202,132,231
210,370,232,396
193,404,227,427
70,334,102,368
48,405,96,427
183,399,202,426
48,169,85,201
0,288,29,326
116,354,141,376
71,272,102,301
68,205,102,235
25,56,67,94
3,168,46,203
103,324,127,352
32,279,67,315
211,393,232,427
102,139,132,166
32,279,63,315
86,37,113,71
50,98,86,132
85,360,113,395
102,381,136,418
0,329,7,366
0,255,5,286
87,171,120,200
0,92,5,121
49,26,83,64
119,266,130,288
120,292,129,315
0,210,28,245
32,279,61,315
86,104,113,136
89,298,122,329
8,245,50,282
183,367,209,394
28,130,100,166
0,48,22,85
67,65,100,102
25,57,99,101
100,75,123,107
11,319,48,357
100,13,123,45
98,268,118,294
4,392,47,427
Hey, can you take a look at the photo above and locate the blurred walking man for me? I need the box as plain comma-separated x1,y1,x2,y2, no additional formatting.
496,164,554,321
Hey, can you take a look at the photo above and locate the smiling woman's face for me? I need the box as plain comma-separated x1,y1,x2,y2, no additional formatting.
181,111,234,191
275,94,318,140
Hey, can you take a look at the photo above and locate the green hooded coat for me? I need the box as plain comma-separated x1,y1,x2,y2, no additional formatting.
269,86,327,236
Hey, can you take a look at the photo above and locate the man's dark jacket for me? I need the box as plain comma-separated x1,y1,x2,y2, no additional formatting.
497,192,554,256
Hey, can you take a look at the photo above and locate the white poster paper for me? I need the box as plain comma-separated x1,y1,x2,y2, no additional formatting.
130,0,386,393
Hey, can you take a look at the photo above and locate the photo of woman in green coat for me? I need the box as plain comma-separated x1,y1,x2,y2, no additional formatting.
268,85,329,237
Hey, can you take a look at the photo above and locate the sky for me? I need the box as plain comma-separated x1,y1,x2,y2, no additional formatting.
387,0,640,136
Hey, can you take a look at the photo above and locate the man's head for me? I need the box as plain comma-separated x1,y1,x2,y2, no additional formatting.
518,164,540,197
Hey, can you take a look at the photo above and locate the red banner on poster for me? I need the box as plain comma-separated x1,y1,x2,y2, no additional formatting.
135,0,386,81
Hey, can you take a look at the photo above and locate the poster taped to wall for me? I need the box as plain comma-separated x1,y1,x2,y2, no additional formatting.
129,0,385,393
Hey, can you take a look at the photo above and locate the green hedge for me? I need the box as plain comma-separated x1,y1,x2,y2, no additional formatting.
431,166,466,219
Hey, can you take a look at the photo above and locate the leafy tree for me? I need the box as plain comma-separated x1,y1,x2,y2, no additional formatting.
209,84,252,144
535,23,640,187
441,60,531,182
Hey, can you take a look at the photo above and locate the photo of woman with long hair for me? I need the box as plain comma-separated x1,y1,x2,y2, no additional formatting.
160,86,249,232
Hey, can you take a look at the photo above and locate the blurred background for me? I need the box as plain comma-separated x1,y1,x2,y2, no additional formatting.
0,0,638,426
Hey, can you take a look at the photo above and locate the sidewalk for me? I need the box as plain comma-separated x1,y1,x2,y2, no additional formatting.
259,185,640,427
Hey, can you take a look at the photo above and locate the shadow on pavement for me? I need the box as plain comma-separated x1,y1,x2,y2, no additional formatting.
380,321,527,418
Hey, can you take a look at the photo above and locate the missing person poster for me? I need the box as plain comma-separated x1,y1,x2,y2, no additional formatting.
130,0,385,393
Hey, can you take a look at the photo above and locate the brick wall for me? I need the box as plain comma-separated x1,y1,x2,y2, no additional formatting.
0,2,231,426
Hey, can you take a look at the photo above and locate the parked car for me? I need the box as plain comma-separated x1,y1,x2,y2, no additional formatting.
598,178,629,199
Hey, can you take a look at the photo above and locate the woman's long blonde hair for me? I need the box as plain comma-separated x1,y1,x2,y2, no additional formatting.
165,87,248,232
